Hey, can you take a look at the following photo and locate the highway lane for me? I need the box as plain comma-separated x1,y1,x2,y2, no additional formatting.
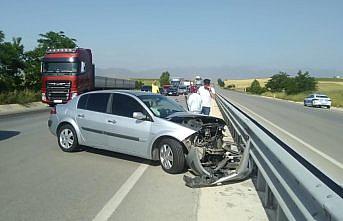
218,88,343,185
0,109,198,221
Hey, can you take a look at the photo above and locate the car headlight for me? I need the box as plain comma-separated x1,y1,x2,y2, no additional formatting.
42,93,46,101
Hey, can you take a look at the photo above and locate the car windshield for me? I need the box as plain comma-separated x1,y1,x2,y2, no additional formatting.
317,95,328,98
43,62,78,73
138,95,186,118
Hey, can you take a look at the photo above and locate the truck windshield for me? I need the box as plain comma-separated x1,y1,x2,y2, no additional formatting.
43,62,78,73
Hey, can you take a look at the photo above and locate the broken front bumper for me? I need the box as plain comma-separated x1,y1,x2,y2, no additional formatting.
184,141,253,188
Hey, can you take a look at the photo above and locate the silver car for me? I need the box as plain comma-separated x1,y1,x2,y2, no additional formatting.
48,91,242,187
304,93,332,108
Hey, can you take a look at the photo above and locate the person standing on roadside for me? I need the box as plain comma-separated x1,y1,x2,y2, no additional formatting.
198,79,215,115
187,90,202,114
151,80,160,94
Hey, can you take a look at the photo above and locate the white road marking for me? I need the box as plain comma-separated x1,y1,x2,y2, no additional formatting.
226,96,343,169
93,164,149,221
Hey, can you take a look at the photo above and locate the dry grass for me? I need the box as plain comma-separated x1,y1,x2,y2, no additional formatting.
224,78,270,91
0,90,41,105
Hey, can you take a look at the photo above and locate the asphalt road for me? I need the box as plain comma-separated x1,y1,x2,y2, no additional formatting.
218,88,343,185
0,100,198,221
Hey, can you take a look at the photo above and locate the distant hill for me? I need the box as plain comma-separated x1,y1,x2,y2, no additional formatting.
95,66,342,80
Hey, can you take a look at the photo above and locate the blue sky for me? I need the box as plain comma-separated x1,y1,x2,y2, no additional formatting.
1,0,342,76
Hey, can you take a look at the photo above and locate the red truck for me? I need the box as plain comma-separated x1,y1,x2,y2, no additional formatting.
41,48,135,105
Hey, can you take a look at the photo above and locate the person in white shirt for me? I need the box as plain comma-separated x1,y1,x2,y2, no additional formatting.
198,79,215,115
187,92,202,114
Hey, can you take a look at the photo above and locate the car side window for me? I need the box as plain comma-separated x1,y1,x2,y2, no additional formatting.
112,94,145,118
86,93,110,113
77,94,88,109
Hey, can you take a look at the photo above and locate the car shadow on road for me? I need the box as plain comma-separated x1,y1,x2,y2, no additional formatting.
82,146,160,166
0,131,20,141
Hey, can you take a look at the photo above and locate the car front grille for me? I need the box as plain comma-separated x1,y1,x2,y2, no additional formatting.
46,81,71,101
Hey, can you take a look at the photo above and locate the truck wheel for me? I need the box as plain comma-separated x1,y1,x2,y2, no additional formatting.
58,124,79,152
158,138,185,174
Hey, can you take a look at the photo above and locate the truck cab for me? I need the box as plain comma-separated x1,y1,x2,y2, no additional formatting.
41,48,94,105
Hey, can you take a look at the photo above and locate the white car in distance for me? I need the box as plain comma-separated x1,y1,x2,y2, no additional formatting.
304,93,332,109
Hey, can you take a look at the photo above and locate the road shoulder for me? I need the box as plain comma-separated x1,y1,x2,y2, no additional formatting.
196,99,268,221
0,102,48,116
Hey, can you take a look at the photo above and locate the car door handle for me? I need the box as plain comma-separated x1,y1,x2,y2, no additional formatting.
77,114,85,118
107,119,117,124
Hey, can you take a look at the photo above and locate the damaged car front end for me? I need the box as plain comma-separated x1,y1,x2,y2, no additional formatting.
167,113,252,188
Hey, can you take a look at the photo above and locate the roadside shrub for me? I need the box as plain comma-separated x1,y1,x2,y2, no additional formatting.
217,78,225,87
0,90,40,104
226,84,235,89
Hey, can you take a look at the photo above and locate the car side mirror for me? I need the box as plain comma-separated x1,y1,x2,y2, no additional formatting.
133,112,147,120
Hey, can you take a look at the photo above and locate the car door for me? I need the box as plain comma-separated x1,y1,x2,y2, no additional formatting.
76,93,111,148
104,93,153,158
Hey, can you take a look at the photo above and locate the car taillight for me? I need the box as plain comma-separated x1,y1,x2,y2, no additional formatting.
50,107,57,114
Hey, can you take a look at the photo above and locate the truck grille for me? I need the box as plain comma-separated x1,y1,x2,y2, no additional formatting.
46,81,71,101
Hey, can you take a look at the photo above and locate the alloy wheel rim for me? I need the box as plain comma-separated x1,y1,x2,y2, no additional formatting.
160,144,173,169
59,129,74,149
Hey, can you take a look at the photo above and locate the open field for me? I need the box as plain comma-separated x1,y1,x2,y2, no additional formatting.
224,78,343,107
129,78,160,86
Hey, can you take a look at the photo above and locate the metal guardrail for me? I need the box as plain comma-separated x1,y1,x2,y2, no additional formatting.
216,93,343,221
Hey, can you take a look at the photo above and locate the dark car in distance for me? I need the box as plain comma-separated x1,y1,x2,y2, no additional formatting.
141,85,152,92
167,86,179,96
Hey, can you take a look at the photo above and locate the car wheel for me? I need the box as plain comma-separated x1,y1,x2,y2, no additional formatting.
327,105,331,109
158,138,185,174
58,124,79,152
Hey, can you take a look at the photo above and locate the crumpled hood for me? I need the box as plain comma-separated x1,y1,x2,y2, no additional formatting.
166,112,226,125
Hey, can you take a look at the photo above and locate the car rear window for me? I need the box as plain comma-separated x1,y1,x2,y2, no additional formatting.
85,93,110,113
316,95,328,98
77,94,88,109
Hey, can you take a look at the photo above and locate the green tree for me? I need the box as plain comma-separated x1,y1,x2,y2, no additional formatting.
37,31,77,50
285,70,317,94
23,31,77,90
0,33,25,91
217,78,225,87
246,79,266,94
0,31,4,43
135,80,144,89
265,72,290,92
159,71,170,86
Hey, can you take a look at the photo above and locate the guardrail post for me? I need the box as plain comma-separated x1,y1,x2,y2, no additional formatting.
256,169,266,191
276,204,287,221
263,186,275,209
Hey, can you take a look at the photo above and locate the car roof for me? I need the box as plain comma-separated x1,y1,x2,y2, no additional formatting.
84,90,158,97
311,93,328,96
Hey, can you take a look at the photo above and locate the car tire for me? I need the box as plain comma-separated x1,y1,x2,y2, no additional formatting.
158,138,185,174
327,106,331,109
57,124,79,152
